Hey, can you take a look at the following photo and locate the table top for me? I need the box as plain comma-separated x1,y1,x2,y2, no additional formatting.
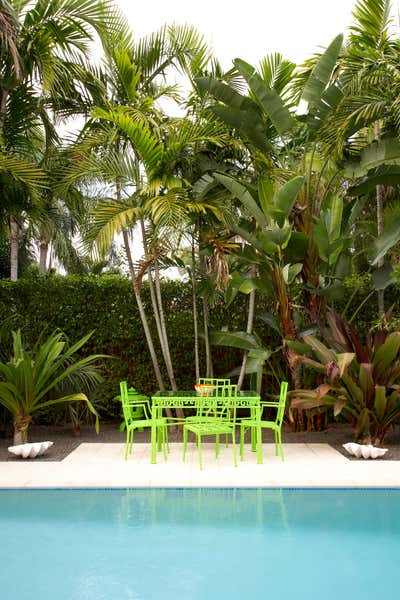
152,390,260,408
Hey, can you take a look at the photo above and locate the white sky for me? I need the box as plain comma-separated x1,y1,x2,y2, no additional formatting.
116,0,400,68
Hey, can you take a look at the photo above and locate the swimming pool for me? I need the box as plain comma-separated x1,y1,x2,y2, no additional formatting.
0,488,398,599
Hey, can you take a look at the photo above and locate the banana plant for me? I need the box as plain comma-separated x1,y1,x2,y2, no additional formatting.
210,330,275,394
203,171,306,387
195,38,349,324
290,307,400,445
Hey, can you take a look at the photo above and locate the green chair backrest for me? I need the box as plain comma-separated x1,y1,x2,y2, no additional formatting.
196,384,237,422
119,381,150,422
261,381,288,425
198,378,231,386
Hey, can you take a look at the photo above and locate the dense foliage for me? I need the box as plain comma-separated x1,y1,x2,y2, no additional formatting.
2,0,400,439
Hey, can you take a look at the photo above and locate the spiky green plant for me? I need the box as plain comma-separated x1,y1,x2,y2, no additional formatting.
0,329,105,444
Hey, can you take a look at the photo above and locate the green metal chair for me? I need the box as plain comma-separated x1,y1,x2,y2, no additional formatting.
115,386,145,431
120,381,168,460
183,384,238,470
188,380,234,428
239,381,288,462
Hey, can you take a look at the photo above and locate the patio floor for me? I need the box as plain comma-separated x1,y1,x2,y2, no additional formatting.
0,442,399,488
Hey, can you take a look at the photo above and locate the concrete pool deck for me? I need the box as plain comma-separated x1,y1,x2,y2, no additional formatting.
0,442,399,488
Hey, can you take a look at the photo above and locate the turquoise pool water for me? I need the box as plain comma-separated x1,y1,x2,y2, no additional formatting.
0,488,399,599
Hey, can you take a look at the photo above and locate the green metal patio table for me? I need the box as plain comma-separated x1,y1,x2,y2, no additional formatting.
151,390,262,464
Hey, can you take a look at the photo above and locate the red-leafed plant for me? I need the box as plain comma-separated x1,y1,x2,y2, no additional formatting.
291,307,400,445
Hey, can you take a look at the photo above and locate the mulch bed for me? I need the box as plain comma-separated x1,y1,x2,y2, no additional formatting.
0,421,399,462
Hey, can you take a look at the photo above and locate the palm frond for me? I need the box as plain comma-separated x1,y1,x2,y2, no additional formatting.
349,0,392,48
84,200,143,256
92,106,162,173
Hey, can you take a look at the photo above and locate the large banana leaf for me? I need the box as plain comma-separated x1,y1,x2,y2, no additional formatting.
301,34,343,105
347,166,400,196
345,138,400,179
234,59,294,136
210,330,261,351
211,105,272,153
272,176,304,224
372,264,395,291
214,173,267,226
369,217,400,266
195,76,254,110
307,82,343,130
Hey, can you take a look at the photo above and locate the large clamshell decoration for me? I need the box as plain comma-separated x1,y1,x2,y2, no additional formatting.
342,442,388,459
8,441,54,459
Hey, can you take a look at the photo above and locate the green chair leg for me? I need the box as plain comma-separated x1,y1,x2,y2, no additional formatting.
240,425,245,460
232,432,237,467
162,426,167,461
125,432,129,460
197,434,203,470
278,430,284,461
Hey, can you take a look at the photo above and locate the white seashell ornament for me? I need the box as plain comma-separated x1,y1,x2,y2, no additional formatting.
342,442,388,459
8,441,54,459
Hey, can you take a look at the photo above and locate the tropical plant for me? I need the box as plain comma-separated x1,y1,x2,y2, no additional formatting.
0,329,105,444
195,39,353,327
64,25,230,398
290,307,400,445
206,171,306,388
0,0,121,279
319,0,400,313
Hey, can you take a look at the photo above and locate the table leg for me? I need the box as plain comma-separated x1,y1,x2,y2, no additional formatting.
256,407,263,464
251,407,256,452
151,404,157,464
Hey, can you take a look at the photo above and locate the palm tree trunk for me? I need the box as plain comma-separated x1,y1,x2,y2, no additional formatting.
13,415,31,445
273,266,305,430
237,286,256,391
139,219,171,379
39,239,49,273
153,259,185,420
199,250,213,377
9,216,20,281
375,121,385,316
191,238,200,381
153,258,177,389
122,229,168,400
202,298,213,377
115,179,168,403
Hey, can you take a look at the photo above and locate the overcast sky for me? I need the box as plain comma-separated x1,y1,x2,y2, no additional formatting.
116,0,400,68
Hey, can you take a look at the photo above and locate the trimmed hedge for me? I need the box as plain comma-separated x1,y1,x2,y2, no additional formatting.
0,275,277,420
1,274,398,423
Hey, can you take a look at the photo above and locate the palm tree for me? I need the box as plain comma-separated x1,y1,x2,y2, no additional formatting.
0,0,119,279
62,24,226,396
319,0,400,314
